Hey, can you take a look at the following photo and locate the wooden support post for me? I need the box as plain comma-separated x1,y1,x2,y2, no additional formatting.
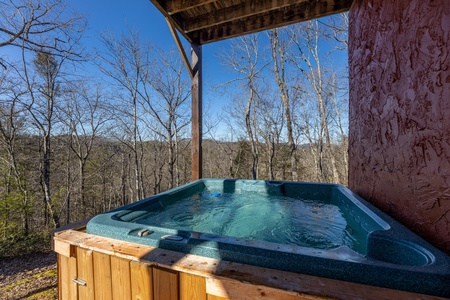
166,18,194,79
191,43,202,180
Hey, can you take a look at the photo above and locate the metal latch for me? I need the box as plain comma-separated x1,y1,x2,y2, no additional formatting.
72,276,87,286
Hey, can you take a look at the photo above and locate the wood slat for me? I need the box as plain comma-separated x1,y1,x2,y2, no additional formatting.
54,237,75,258
58,255,70,300
207,294,230,300
54,230,152,260
111,256,132,300
76,248,95,300
164,0,217,14
93,252,113,300
69,254,78,299
180,273,207,300
153,267,179,300
131,261,154,300
193,0,352,44
183,0,309,33
207,276,331,300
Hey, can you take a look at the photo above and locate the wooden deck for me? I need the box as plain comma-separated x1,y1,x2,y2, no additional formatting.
52,227,446,300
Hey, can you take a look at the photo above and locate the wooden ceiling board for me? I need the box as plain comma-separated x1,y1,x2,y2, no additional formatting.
150,0,354,44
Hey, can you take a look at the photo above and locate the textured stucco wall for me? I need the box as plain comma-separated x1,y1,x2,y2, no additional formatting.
348,0,450,254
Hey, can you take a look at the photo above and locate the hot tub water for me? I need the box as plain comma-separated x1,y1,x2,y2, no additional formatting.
131,190,367,252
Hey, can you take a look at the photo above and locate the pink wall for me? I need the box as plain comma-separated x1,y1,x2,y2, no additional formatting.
348,0,450,254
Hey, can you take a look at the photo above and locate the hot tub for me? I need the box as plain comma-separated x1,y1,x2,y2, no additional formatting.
86,179,450,297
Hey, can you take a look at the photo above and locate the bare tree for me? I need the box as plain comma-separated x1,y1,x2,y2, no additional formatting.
323,13,349,184
290,20,340,183
24,51,63,227
0,0,85,231
319,13,348,50
254,89,284,180
0,70,31,234
148,136,166,194
292,82,324,181
329,72,348,184
140,48,191,189
0,0,85,69
59,83,109,219
203,115,242,179
97,30,149,201
219,34,268,180
268,28,299,181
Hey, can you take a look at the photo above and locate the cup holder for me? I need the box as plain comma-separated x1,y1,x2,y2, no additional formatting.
367,234,434,266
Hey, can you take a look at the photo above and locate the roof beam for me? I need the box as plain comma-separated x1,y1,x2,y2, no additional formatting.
192,0,352,44
149,0,195,43
166,18,194,78
165,0,217,14
183,0,307,33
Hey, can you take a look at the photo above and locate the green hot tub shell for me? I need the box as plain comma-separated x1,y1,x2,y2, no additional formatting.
86,179,450,297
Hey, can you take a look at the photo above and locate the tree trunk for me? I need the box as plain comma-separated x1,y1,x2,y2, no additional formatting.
66,138,71,224
245,87,258,180
168,129,174,189
42,132,60,228
132,100,142,201
316,81,339,183
121,152,127,206
269,29,298,181
79,159,86,218
268,137,275,180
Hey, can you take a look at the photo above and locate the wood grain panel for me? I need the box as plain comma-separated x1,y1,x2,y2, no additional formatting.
111,256,132,300
180,273,206,300
131,261,153,300
69,254,78,299
58,255,70,300
76,248,95,300
165,0,216,14
93,251,113,300
153,267,179,300
54,230,152,260
184,0,307,32
207,294,230,300
54,238,72,258
207,277,334,300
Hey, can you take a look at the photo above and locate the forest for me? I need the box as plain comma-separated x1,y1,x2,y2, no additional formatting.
0,0,349,253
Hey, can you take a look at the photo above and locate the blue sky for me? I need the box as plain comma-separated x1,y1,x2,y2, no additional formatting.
71,0,232,83
72,0,235,120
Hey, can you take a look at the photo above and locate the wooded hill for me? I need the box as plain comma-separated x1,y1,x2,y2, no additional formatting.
0,135,348,239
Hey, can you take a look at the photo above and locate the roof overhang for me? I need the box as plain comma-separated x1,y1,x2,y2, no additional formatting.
150,0,355,44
